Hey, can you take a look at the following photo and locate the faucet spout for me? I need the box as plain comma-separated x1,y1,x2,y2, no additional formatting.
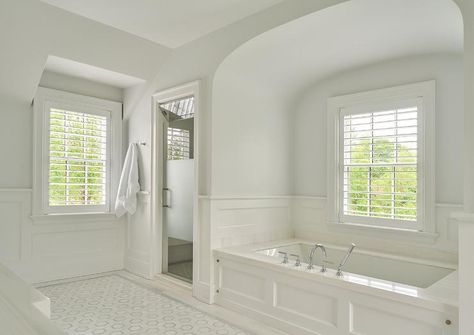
307,243,328,272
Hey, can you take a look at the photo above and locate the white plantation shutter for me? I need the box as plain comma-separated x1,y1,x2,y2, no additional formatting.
341,102,420,228
48,107,109,210
167,127,190,160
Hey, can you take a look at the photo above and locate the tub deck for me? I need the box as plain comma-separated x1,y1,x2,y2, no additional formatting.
213,239,458,335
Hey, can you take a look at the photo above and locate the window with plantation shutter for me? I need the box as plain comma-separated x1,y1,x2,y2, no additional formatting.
341,104,419,227
327,81,436,233
48,108,108,209
33,87,122,215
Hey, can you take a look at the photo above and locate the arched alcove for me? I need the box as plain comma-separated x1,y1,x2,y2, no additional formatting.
211,0,463,196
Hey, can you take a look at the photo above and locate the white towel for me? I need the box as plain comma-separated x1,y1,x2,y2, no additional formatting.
115,143,141,218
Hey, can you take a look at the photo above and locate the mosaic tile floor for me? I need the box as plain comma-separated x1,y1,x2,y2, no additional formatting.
38,275,251,335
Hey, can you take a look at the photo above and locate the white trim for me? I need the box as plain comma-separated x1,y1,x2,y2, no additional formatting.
33,87,122,216
451,211,474,223
326,221,440,244
151,81,201,297
30,213,118,224
198,195,293,200
0,188,33,193
327,81,436,233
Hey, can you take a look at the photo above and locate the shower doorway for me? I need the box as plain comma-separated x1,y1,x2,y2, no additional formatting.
151,82,199,286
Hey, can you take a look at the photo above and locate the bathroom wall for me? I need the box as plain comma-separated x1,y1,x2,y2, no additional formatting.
0,0,170,283
122,0,342,300
39,71,124,103
292,53,464,263
122,0,469,305
0,0,170,188
212,73,292,196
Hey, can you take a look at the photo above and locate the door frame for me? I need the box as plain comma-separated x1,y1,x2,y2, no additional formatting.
151,81,200,291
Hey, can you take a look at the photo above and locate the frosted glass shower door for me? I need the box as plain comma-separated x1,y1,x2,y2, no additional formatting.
166,159,194,242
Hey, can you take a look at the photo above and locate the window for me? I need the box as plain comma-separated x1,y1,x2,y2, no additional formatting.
327,81,435,232
341,103,419,228
167,128,190,160
33,88,122,215
160,96,195,120
159,96,195,161
48,108,108,207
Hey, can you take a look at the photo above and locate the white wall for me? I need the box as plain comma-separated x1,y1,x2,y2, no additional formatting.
122,0,344,291
122,1,468,303
0,0,170,283
293,53,464,203
39,70,124,103
0,0,170,188
212,75,292,195
291,53,463,263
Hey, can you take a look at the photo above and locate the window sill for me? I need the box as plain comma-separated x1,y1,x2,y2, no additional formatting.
327,221,439,244
31,212,120,224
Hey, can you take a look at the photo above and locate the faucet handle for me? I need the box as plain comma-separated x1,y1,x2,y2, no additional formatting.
290,254,301,266
278,251,289,264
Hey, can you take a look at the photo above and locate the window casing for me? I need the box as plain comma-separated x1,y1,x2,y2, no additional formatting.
327,81,435,233
33,88,122,215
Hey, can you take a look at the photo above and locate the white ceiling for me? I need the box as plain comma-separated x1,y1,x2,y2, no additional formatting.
215,0,463,101
39,0,283,48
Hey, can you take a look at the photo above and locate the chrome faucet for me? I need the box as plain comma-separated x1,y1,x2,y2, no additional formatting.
336,243,356,277
307,244,327,272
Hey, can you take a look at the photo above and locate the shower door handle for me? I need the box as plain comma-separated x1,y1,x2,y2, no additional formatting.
162,188,171,208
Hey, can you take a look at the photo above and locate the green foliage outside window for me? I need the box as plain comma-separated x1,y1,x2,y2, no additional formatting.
49,109,107,206
345,139,417,220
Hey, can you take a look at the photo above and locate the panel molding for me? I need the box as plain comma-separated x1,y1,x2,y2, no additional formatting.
291,196,461,262
210,197,293,249
215,253,457,335
0,188,125,283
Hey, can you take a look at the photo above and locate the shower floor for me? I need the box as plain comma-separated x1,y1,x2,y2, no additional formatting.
168,260,193,282
168,237,193,282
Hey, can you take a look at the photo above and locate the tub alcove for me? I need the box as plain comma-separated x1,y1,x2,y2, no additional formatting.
211,1,463,334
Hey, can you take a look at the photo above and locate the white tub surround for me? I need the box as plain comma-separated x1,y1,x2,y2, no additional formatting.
214,239,458,335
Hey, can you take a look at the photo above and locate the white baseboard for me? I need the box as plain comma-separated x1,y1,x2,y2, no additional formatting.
193,280,213,304
125,254,151,279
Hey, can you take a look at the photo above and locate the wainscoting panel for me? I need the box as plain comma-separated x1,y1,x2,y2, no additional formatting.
274,282,338,328
125,192,152,279
201,196,293,304
291,196,461,263
350,302,440,335
215,251,457,335
0,190,30,263
0,189,125,283
209,197,293,249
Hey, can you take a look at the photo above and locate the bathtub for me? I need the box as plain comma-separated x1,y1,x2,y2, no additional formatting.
256,242,454,288
214,239,458,335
